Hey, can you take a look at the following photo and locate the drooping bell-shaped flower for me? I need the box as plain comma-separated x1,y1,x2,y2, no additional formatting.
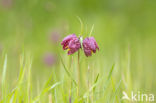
83,37,99,57
61,34,81,55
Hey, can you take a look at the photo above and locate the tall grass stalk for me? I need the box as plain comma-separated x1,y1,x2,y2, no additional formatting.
2,54,7,103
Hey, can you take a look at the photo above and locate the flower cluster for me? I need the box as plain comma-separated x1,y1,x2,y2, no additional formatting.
61,34,99,57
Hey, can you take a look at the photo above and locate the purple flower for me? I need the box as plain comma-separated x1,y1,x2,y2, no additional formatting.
49,31,61,43
43,53,57,67
1,0,13,8
83,37,99,57
61,34,81,55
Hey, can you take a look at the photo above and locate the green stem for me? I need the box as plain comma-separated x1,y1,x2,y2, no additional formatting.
89,24,94,37
77,50,80,96
76,16,83,36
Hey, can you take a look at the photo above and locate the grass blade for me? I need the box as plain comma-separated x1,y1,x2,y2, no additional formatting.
83,73,100,100
2,54,7,102
95,64,115,94
108,64,115,79
33,82,62,103
112,80,121,103
59,54,77,86
93,73,99,92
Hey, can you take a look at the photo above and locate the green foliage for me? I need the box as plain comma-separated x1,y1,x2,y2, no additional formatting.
0,0,156,102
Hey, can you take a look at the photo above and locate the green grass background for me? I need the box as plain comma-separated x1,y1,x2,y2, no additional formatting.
0,0,156,102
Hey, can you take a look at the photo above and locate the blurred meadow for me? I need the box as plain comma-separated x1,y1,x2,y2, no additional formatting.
0,0,156,102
